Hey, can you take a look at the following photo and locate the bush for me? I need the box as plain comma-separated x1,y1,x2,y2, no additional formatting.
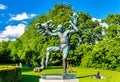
0,66,22,82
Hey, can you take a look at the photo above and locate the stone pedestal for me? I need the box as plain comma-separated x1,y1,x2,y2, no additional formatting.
39,74,79,82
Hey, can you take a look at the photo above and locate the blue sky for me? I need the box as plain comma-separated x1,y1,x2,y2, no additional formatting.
0,0,120,41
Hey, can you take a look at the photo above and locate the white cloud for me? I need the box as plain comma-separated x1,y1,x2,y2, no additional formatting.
92,18,101,22
0,37,9,42
9,12,36,21
0,23,25,42
100,22,108,28
0,4,7,10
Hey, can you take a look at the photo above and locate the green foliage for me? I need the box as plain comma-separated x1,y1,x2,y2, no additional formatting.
68,44,92,66
0,66,22,82
105,14,120,25
0,41,12,63
104,24,120,39
79,19,102,44
80,36,120,70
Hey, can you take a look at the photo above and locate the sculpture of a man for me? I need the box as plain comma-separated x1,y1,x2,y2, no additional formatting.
36,13,79,75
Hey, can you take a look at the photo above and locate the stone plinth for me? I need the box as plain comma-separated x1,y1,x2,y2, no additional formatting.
39,74,79,82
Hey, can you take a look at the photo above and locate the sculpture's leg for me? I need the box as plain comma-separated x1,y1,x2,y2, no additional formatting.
45,46,60,68
45,48,50,68
62,46,69,75
63,58,67,75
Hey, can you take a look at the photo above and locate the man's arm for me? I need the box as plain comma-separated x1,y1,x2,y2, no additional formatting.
41,20,53,28
69,14,74,19
68,20,79,33
46,29,58,36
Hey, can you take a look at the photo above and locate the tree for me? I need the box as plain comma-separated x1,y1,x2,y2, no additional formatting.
0,41,12,63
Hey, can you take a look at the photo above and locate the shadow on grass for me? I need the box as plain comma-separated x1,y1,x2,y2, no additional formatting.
22,66,34,72
45,66,63,70
22,66,63,72
77,74,95,78
22,75,40,82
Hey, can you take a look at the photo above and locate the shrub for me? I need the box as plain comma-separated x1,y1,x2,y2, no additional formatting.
0,66,22,82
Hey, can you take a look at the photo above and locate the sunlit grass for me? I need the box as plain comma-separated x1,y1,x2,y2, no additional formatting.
21,66,120,82
0,64,120,82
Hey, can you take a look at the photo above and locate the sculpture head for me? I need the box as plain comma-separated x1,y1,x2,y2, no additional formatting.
57,24,66,33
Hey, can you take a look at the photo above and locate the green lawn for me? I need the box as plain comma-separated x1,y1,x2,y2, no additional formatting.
22,66,120,82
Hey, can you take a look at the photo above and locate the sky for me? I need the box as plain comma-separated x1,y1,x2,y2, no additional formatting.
0,0,120,41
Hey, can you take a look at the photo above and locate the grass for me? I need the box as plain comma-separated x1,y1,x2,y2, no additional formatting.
0,64,120,82
22,66,120,82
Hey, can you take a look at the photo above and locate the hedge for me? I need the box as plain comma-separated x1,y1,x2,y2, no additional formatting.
0,66,22,82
